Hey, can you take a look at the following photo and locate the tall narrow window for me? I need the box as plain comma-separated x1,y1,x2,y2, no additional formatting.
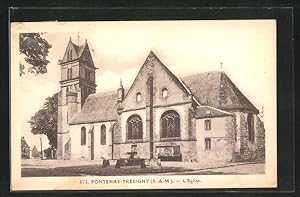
161,110,180,138
204,120,211,130
70,50,72,60
86,69,90,81
205,138,211,150
101,125,106,145
67,51,70,61
81,126,86,145
247,113,255,142
67,68,72,79
127,115,143,140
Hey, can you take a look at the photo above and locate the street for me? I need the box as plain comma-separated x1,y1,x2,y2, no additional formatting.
21,159,265,177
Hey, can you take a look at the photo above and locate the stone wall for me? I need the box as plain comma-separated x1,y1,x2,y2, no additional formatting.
256,117,265,161
236,113,252,161
235,113,265,162
64,138,71,160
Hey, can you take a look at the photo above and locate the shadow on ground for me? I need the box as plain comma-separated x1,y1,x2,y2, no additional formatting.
21,165,195,177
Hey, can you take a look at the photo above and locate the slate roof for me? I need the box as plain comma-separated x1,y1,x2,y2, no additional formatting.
181,71,259,113
58,40,89,65
69,52,258,125
70,41,87,58
195,106,232,119
69,90,119,124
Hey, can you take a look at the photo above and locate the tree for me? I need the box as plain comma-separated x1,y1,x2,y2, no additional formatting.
19,33,52,76
29,93,58,149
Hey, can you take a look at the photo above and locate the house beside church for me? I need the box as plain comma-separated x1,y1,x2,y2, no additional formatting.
57,38,265,163
21,136,30,159
31,145,40,159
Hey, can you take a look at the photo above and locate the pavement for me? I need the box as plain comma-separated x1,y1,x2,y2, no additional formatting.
21,159,265,176
160,163,265,175
21,159,102,168
22,159,262,169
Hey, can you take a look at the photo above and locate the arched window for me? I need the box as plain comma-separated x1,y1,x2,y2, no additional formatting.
101,125,106,145
247,113,254,143
136,92,142,102
67,68,72,79
81,126,86,145
127,115,143,140
162,88,168,98
161,110,180,138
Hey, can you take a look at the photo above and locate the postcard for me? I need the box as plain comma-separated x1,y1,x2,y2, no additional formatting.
11,20,277,190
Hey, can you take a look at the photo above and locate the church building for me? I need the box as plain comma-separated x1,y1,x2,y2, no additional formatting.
57,38,265,163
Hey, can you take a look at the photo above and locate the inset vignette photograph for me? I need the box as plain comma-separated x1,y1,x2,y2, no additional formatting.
10,19,277,191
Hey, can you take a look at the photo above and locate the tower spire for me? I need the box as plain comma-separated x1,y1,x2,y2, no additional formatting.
117,78,125,103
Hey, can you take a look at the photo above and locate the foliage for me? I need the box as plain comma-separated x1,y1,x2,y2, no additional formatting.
29,93,58,149
19,33,52,76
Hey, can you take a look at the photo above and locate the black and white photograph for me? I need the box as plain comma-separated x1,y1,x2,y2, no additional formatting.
11,20,277,190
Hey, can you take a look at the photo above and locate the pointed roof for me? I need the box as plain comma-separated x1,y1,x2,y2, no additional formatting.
21,137,30,148
59,39,90,64
32,145,38,151
124,51,190,99
69,52,259,125
77,43,87,57
70,41,88,58
181,71,259,113
125,51,258,113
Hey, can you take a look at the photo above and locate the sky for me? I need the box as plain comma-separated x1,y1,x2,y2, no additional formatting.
11,20,276,150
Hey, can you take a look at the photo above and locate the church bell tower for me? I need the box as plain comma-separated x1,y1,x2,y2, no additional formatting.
57,37,97,159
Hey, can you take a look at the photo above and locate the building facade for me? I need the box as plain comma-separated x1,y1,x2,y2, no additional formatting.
31,146,40,159
21,136,30,159
57,39,265,163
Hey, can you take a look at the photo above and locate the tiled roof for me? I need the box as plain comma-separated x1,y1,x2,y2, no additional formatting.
69,52,259,125
70,41,87,58
69,90,119,124
195,106,232,119
181,71,259,113
77,43,87,57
